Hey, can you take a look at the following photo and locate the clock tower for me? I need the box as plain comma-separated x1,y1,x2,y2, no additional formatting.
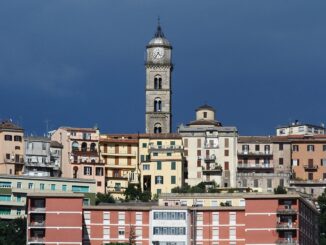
145,22,173,134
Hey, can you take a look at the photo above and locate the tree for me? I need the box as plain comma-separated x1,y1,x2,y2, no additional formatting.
318,189,326,244
274,185,287,194
128,226,136,245
0,217,26,245
95,193,115,205
124,184,151,202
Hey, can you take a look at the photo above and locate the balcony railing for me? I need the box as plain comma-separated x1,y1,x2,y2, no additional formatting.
148,145,183,152
238,151,273,156
25,162,59,169
303,164,318,171
29,221,45,227
277,207,297,215
30,207,46,213
275,238,298,245
101,151,137,157
276,222,297,230
237,164,274,169
4,157,24,164
204,155,216,162
204,144,219,149
71,150,99,157
28,237,45,242
203,165,222,174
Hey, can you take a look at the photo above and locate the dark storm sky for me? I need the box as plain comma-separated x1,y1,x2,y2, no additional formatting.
1,0,325,136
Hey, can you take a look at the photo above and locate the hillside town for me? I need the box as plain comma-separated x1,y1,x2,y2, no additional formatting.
0,24,323,245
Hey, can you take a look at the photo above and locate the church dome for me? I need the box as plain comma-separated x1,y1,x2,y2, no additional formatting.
148,24,171,47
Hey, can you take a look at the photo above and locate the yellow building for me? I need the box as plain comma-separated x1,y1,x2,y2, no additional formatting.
99,134,139,199
139,133,184,196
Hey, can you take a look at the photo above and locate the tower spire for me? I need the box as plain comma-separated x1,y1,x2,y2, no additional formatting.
154,16,165,38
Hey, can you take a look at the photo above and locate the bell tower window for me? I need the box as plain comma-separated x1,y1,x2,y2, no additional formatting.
154,123,162,134
154,76,162,89
154,98,162,112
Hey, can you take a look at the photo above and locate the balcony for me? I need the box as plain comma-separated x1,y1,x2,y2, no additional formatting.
105,163,136,169
275,238,298,245
29,221,45,228
204,143,219,149
277,207,297,215
204,155,216,162
25,162,60,169
238,151,273,157
237,163,274,170
71,150,99,157
203,165,222,174
28,237,45,243
4,157,24,164
101,150,136,157
276,222,297,230
148,145,183,152
303,164,318,171
30,207,46,213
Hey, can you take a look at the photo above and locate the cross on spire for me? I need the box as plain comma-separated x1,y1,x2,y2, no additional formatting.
154,16,165,38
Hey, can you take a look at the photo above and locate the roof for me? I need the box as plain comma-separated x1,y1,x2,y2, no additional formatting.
195,104,215,112
147,23,171,47
50,141,63,148
139,133,181,139
100,134,139,144
238,136,291,143
60,126,98,133
0,174,96,184
25,136,51,142
276,122,325,130
0,120,23,132
28,192,84,198
187,119,221,127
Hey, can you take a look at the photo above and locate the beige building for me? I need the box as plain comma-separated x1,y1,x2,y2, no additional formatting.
50,127,105,193
0,174,96,219
178,105,238,188
0,120,24,175
139,133,184,196
236,136,291,192
99,134,139,198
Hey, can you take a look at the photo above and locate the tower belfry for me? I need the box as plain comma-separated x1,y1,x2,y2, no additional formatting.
145,22,173,134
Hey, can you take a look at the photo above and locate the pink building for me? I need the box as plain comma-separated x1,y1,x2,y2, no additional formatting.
27,192,319,245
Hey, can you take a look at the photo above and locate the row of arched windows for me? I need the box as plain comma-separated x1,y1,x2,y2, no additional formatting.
72,141,97,152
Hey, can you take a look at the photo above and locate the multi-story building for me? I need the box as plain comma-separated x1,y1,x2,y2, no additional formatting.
27,193,84,245
0,120,24,175
178,105,238,188
24,136,62,177
236,136,291,192
50,127,105,193
276,121,325,136
139,133,184,196
99,134,139,198
0,174,96,220
26,192,319,245
290,135,326,181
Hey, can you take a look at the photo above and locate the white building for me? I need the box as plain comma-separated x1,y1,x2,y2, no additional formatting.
178,105,238,188
276,121,325,136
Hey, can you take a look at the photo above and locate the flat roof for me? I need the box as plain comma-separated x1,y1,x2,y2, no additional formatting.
28,192,84,198
0,174,96,184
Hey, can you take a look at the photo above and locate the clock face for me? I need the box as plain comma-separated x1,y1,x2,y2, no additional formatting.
152,47,164,59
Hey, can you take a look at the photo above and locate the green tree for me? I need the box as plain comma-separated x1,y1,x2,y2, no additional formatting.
274,185,287,194
124,184,141,201
318,189,326,244
0,217,26,245
95,192,115,205
128,226,136,245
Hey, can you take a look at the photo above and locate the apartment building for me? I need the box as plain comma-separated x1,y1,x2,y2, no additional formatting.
0,120,24,175
50,127,105,193
139,133,184,196
26,192,319,245
24,136,62,177
99,134,139,198
236,136,291,192
276,121,325,136
290,135,326,181
178,105,238,188
0,174,96,220
27,193,84,245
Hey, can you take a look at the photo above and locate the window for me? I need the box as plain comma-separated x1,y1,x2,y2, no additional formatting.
279,158,284,165
118,212,125,224
242,144,249,152
264,145,270,152
154,98,162,112
254,179,259,187
96,167,103,176
225,138,229,148
308,173,313,180
171,176,176,184
184,150,188,156
224,161,229,170
14,136,22,142
28,183,33,189
97,181,102,187
157,189,161,195
203,112,207,118
51,184,56,191
103,212,110,225
142,143,147,148
255,158,259,164
155,176,164,184
167,152,172,156
170,141,175,146
115,183,121,192
154,75,162,89
81,142,87,152
157,161,162,170
171,161,176,170
4,135,12,141
279,143,284,151
40,183,44,190
196,228,203,239
197,150,201,156
143,164,150,170
5,154,10,160
153,152,158,156
17,182,22,189
184,139,188,148
196,212,203,224
62,185,67,191
212,212,219,224
136,227,142,237
72,186,89,192
16,208,21,215
292,159,299,166
136,212,142,224
197,139,201,148
280,179,284,187
212,228,219,239
225,150,229,156
293,145,299,151
255,145,260,151
323,145,326,151
197,160,201,167
229,227,236,240
84,166,92,176
103,227,110,239
321,159,326,166
307,145,315,152
154,123,162,134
